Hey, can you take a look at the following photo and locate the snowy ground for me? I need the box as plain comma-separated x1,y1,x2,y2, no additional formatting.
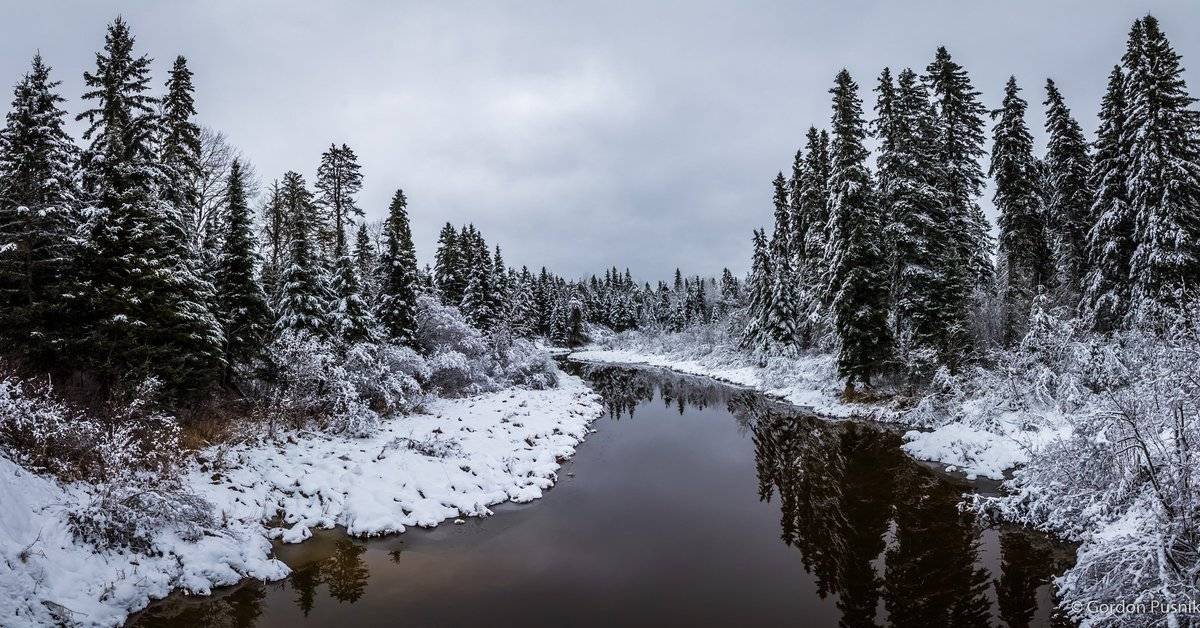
570,346,1070,481
0,374,602,627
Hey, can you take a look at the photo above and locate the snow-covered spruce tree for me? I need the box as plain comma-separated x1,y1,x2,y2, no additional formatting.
491,245,510,327
766,247,801,357
353,222,377,302
273,171,330,337
826,69,892,388
259,178,287,297
1124,15,1200,328
459,226,495,330
433,221,464,305
314,143,364,258
1041,78,1092,304
741,229,773,353
376,188,418,342
787,148,808,265
213,159,272,380
158,55,202,254
0,54,78,363
718,267,740,317
925,46,993,361
763,172,801,355
802,128,831,281
75,18,223,398
872,67,950,374
1080,65,1133,333
154,54,227,397
330,251,378,345
990,77,1051,347
797,127,832,345
508,268,539,338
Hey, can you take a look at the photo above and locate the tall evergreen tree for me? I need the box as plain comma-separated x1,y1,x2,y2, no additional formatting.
873,67,951,371
459,225,495,330
330,251,378,345
0,54,78,362
353,223,378,301
1041,79,1092,303
826,70,893,386
273,171,329,337
213,159,272,379
314,143,363,257
159,55,201,251
259,179,287,297
797,127,832,343
925,46,992,360
787,148,808,264
741,229,773,354
377,189,419,342
764,172,800,354
1123,15,1200,326
434,222,464,304
1080,66,1133,332
990,77,1051,346
491,245,510,326
75,18,222,398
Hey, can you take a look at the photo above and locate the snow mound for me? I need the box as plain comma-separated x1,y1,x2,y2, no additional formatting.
901,424,1028,480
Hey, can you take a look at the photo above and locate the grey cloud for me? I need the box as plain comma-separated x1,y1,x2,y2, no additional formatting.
2,0,1197,280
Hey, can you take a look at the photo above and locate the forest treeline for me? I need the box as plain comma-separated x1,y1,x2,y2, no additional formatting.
737,14,1200,388
2,14,1198,412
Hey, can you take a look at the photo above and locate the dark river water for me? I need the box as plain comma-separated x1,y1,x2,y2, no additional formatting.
129,361,1074,627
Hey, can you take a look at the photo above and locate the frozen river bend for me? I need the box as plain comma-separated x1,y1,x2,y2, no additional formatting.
129,361,1073,627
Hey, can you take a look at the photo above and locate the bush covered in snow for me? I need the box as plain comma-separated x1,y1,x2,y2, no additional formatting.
945,299,1200,626
413,296,559,396
258,332,428,437
0,372,224,554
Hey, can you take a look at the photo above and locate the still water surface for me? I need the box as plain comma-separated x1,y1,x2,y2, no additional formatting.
129,361,1073,627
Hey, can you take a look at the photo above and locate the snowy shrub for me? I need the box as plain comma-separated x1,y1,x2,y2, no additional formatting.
261,332,385,436
0,370,221,554
971,307,1200,626
0,373,182,482
343,341,427,414
424,350,488,396
261,332,355,428
413,295,489,358
0,374,97,479
490,335,559,390
412,296,559,395
260,331,438,435
68,477,216,554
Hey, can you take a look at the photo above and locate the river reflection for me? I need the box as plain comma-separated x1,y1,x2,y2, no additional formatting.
129,362,1072,628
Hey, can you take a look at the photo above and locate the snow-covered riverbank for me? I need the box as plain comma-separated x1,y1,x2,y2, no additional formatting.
0,374,602,627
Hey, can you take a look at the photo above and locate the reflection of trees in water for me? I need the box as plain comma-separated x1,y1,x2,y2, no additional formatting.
131,538,370,626
572,364,654,419
570,362,783,422
883,469,992,627
323,539,370,603
291,561,321,616
751,412,1061,628
994,530,1075,628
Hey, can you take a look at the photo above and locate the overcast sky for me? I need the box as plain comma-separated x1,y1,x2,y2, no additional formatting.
3,1,1199,280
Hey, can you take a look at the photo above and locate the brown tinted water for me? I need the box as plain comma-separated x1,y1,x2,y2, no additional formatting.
128,361,1073,627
